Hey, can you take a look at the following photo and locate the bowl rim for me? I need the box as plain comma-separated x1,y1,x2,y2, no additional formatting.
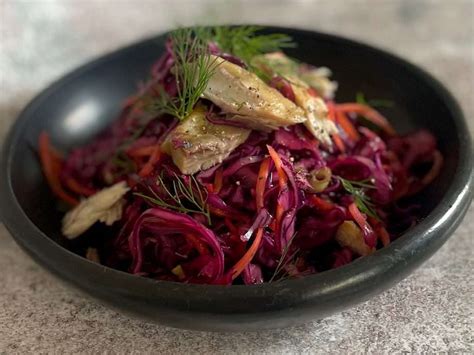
1,26,473,313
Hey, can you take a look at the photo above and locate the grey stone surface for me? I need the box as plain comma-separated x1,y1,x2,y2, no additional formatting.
0,0,473,353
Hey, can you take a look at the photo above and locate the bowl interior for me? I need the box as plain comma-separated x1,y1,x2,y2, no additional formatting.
9,29,460,253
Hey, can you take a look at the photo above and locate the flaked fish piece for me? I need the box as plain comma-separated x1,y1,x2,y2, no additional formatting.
251,51,299,78
202,55,306,131
299,66,338,99
289,76,337,147
251,52,337,146
62,181,129,239
252,52,338,99
161,107,250,175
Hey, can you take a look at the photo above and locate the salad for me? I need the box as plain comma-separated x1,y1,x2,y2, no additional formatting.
38,26,443,285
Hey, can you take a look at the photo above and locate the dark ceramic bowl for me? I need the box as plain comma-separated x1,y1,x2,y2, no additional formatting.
1,27,472,331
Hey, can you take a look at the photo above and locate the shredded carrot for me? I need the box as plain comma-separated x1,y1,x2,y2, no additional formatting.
268,220,277,232
128,100,145,118
310,195,335,212
231,227,264,280
127,145,157,158
348,202,373,238
209,207,241,219
138,145,161,177
327,101,336,119
368,217,391,247
266,146,287,188
421,150,443,186
307,87,321,97
213,167,224,193
377,225,391,247
326,101,346,152
48,144,63,161
204,183,214,194
336,110,360,141
185,234,209,255
406,150,444,197
336,103,396,136
209,207,227,217
38,132,79,206
121,94,138,109
332,132,346,153
275,202,285,228
267,146,288,237
64,177,96,197
256,157,271,210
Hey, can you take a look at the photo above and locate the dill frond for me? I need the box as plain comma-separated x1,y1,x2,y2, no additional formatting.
211,26,295,65
269,233,299,282
339,177,380,220
135,173,211,225
147,27,220,121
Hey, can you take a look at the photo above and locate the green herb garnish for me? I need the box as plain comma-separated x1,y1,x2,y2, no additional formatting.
356,92,394,108
147,27,220,121
339,177,380,220
135,173,211,225
269,233,300,282
145,26,295,121
210,26,295,65
113,26,295,169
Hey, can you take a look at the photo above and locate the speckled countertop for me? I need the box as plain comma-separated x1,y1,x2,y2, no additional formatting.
0,0,473,353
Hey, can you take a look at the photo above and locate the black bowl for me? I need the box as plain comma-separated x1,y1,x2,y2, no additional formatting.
1,27,472,331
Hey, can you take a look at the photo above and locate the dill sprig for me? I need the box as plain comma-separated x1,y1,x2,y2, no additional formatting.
135,173,211,225
147,27,220,121
210,26,295,65
269,233,300,283
356,92,394,108
146,26,295,120
339,177,380,220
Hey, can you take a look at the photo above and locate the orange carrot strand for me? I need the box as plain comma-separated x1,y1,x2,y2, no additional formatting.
368,217,391,247
377,225,391,247
138,145,161,177
310,195,335,212
421,150,443,186
213,167,224,194
127,145,157,158
336,103,396,136
64,177,96,197
348,202,374,239
332,133,346,153
231,227,264,280
185,234,209,255
336,110,360,141
267,146,288,236
327,101,346,152
256,157,271,210
38,132,79,206
267,145,287,188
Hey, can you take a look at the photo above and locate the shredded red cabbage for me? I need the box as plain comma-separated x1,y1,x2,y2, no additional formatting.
42,37,443,285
